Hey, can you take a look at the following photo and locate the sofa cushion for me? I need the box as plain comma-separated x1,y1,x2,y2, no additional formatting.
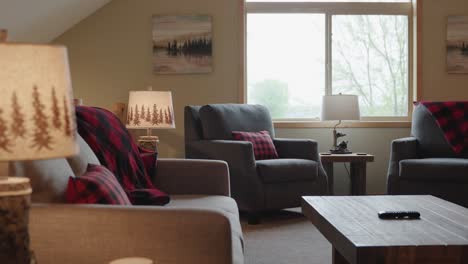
67,134,101,177
199,104,275,140
168,195,244,264
256,159,317,183
399,158,468,182
66,164,131,205
232,130,278,160
11,158,74,203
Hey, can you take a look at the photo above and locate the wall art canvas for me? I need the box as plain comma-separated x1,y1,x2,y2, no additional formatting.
447,16,468,73
152,15,212,74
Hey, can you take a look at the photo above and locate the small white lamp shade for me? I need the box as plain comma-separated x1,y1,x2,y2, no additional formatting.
126,91,175,129
0,43,78,161
321,94,360,121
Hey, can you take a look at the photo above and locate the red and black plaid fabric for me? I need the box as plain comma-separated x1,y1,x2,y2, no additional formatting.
75,106,169,206
140,147,158,177
232,130,279,160
66,164,131,205
417,101,468,153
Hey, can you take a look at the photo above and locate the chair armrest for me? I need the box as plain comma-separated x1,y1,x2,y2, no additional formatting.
387,137,419,194
273,138,319,161
186,140,264,210
30,204,234,264
154,158,230,196
186,140,256,172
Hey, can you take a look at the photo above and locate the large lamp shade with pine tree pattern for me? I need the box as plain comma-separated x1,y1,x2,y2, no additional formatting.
0,40,78,264
0,43,78,160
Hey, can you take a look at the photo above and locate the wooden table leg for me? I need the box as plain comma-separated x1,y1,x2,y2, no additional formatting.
322,162,334,195
350,162,366,195
333,247,350,264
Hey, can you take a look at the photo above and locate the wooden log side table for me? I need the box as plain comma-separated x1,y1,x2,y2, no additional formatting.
0,177,34,263
319,153,374,195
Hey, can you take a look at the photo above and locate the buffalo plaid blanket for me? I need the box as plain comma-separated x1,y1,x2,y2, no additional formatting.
76,106,169,205
417,101,468,154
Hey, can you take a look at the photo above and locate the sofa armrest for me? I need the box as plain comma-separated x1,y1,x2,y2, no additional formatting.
273,138,319,161
154,158,230,196
387,137,419,194
30,204,234,264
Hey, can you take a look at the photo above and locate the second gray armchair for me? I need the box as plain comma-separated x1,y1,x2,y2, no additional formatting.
387,103,468,208
185,104,328,224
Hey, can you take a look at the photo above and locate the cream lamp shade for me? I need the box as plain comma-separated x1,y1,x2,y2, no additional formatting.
321,94,360,121
0,43,78,161
126,91,175,129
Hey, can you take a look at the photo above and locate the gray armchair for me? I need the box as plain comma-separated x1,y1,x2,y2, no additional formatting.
185,104,328,224
387,103,468,207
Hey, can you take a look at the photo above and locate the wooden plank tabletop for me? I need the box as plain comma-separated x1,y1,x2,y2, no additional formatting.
302,195,468,264
319,153,374,163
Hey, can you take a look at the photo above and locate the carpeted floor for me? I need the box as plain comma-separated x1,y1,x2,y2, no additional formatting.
241,208,332,264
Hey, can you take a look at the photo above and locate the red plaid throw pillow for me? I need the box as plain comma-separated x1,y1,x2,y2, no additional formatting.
66,164,131,205
232,130,279,160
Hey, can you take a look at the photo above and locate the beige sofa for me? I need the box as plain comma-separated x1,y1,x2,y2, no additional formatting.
12,135,244,264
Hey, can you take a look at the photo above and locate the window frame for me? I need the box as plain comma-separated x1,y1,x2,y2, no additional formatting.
241,1,414,127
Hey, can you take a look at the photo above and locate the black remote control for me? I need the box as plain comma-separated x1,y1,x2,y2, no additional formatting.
378,211,420,220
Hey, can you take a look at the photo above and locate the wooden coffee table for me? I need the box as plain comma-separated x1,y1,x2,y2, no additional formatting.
302,195,468,264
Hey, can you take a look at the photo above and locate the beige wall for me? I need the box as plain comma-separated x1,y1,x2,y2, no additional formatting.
54,0,240,158
55,0,466,194
422,0,468,100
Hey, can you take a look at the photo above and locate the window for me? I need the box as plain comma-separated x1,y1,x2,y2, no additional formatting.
244,0,412,121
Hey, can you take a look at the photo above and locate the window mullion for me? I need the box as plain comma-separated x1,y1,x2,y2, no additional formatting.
325,13,332,96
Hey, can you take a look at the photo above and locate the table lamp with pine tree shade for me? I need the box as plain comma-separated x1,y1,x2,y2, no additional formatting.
0,33,78,263
126,88,175,151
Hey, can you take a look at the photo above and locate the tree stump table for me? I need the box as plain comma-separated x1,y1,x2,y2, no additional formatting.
0,177,34,264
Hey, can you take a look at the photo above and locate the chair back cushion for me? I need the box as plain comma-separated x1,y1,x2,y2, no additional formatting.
184,105,204,143
199,104,275,140
411,103,459,158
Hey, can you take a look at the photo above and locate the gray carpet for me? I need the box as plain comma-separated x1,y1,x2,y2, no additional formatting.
241,208,332,264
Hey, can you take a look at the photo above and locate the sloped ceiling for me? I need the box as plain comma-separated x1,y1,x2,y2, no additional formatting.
0,0,111,43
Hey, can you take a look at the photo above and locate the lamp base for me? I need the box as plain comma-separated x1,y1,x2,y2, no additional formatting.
329,148,352,154
138,135,159,152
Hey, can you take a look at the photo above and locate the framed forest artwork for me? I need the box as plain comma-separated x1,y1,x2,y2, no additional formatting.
152,15,213,74
447,16,468,73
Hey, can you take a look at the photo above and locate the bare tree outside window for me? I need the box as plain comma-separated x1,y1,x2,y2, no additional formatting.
245,2,411,120
332,15,408,117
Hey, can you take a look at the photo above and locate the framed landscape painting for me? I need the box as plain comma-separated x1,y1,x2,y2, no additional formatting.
447,16,468,74
152,15,213,74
